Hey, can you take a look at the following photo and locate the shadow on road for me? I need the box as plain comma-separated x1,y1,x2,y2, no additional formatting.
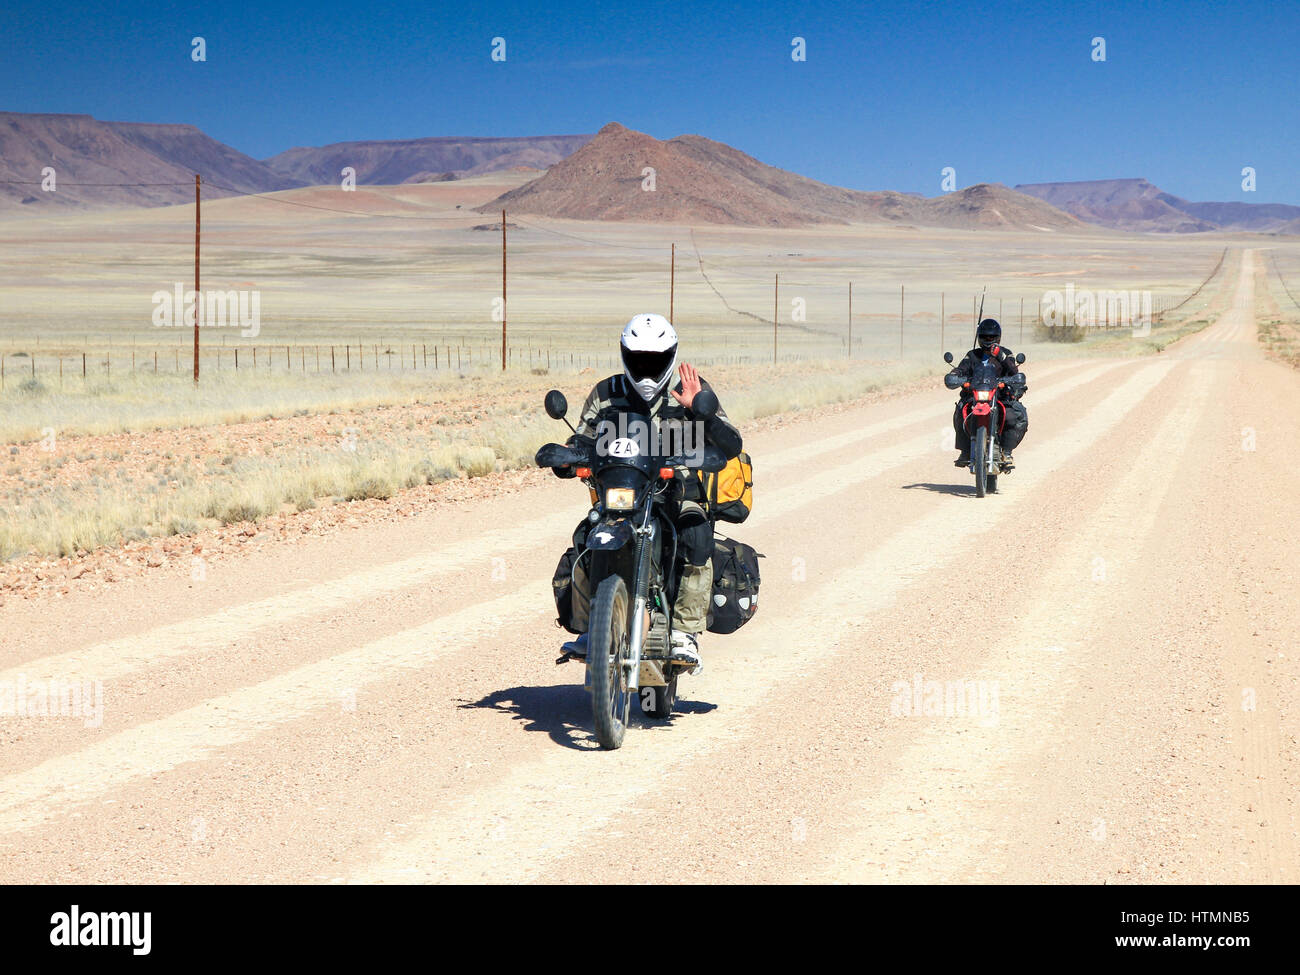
460,681,717,750
901,481,976,497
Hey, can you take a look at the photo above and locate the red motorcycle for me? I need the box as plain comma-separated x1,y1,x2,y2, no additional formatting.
944,350,1026,497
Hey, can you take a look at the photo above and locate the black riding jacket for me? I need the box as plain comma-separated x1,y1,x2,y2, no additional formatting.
563,371,743,504
947,345,1026,399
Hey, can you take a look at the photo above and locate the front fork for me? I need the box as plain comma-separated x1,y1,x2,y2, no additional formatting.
966,411,1001,473
624,518,656,693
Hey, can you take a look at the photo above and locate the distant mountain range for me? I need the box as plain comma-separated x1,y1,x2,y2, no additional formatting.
1014,178,1300,234
480,122,1082,230
264,134,592,186
1,112,1295,235
0,112,299,209
0,112,588,211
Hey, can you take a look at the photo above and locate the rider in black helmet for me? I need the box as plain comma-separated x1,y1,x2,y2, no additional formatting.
946,318,1028,466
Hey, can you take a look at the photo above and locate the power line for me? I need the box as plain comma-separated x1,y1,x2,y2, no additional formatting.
506,213,671,251
1270,253,1300,311
0,179,193,187
1,177,473,220
200,181,470,220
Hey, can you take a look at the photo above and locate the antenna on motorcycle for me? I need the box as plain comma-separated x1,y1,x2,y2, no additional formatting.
974,286,987,341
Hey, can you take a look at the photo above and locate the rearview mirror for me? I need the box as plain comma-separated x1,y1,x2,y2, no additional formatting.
544,389,568,420
1015,353,1026,364
943,352,954,364
691,389,719,421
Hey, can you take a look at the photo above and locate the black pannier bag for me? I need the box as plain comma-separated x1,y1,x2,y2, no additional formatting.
552,546,581,634
707,534,762,634
552,520,590,635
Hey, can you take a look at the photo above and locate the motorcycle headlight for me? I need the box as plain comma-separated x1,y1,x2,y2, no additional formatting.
605,487,636,510
974,389,992,401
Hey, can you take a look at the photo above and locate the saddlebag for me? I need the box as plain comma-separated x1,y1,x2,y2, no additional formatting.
707,534,762,634
552,520,590,635
552,546,581,634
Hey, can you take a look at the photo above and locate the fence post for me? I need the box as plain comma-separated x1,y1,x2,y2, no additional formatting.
331,346,336,372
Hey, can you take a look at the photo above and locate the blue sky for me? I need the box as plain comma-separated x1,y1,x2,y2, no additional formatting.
2,0,1297,203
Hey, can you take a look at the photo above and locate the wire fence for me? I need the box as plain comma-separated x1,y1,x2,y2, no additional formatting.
0,175,1240,383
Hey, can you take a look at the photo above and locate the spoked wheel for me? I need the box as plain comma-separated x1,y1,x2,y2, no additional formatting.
587,575,631,750
973,426,989,498
642,672,679,719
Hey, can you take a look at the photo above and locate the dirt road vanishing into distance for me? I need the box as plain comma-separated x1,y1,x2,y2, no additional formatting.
1,250,1294,884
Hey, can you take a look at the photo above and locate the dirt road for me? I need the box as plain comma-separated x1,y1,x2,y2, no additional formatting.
2,248,1295,884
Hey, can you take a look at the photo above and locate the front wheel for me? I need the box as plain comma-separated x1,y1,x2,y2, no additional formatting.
588,574,631,749
973,426,989,498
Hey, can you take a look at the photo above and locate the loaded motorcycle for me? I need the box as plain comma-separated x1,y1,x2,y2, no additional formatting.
534,388,728,750
944,350,1026,498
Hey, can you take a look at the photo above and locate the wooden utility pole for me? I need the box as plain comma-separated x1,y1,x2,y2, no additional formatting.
669,243,675,322
847,281,852,359
193,174,201,383
773,273,779,363
900,284,905,358
501,209,507,371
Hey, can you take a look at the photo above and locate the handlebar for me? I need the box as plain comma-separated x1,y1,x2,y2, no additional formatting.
534,442,730,474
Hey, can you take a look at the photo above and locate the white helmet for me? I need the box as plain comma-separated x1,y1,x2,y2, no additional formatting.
620,313,678,402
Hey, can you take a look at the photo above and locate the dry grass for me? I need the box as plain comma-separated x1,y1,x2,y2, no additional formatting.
0,358,927,560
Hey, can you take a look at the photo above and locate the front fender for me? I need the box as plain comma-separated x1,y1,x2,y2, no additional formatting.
585,518,635,551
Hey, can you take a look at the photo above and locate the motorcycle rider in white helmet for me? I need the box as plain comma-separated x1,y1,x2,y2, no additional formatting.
555,314,743,672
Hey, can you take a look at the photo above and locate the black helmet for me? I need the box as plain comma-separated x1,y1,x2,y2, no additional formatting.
976,318,1002,353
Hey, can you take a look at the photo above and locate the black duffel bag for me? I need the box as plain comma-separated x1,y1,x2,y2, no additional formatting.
707,534,762,634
